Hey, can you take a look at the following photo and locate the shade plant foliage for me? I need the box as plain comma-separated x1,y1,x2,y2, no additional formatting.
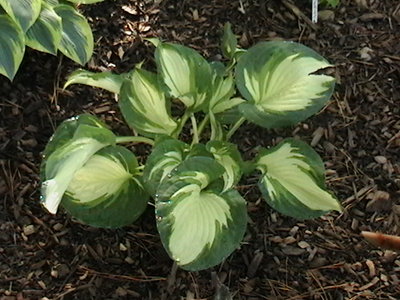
0,0,102,80
40,24,342,271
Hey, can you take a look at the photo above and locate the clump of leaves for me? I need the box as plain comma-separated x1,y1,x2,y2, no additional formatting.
0,0,103,80
40,23,342,271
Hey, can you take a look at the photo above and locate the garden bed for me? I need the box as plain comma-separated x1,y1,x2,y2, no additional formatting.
1,0,399,299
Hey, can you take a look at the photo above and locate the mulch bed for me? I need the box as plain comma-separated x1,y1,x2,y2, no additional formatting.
1,0,400,299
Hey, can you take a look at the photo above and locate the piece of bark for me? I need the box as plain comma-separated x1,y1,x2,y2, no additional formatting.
361,231,400,251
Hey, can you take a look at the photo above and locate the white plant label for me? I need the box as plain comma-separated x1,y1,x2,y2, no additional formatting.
312,0,318,23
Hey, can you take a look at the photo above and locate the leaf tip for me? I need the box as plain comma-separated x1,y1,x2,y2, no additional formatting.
41,179,62,214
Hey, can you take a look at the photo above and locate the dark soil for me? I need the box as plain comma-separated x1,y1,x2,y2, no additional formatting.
1,0,400,299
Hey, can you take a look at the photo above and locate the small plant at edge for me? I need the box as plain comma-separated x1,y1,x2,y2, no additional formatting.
0,0,104,80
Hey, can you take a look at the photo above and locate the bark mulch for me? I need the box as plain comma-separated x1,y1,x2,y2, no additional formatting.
1,0,400,299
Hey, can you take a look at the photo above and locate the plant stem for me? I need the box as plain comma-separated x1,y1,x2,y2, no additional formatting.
174,111,191,139
196,114,210,139
116,136,155,146
226,117,246,141
190,114,199,145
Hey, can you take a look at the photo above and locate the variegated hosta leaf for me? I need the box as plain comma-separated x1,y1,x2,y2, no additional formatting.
156,156,247,271
45,0,59,6
25,3,62,55
208,73,240,113
221,22,237,60
255,138,342,219
66,0,105,3
62,145,148,228
54,4,93,65
210,112,224,141
119,68,177,137
40,114,116,214
64,69,127,94
206,141,243,192
236,41,335,128
0,14,25,80
142,137,190,196
0,0,42,32
155,42,212,112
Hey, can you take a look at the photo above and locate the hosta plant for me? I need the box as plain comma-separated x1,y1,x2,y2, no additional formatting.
40,24,342,271
0,0,103,80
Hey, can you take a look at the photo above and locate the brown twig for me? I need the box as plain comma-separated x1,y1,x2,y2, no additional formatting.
361,231,400,251
77,266,166,282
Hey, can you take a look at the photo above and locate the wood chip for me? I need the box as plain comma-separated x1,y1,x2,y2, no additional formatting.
23,225,35,236
281,246,306,256
365,259,376,277
366,190,391,212
359,276,379,291
359,13,386,21
247,251,264,278
374,155,387,164
311,127,325,146
298,241,310,249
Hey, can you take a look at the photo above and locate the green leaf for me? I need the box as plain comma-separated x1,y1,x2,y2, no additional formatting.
255,138,342,219
209,112,224,141
221,22,237,60
213,97,245,115
62,145,149,228
0,0,42,31
155,42,212,111
208,74,236,113
45,0,59,6
142,137,190,196
25,3,62,54
156,156,247,271
235,41,335,128
40,114,115,214
206,141,243,192
40,114,110,161
320,0,339,7
64,69,127,94
66,0,105,3
119,68,178,137
0,14,25,80
54,4,93,65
